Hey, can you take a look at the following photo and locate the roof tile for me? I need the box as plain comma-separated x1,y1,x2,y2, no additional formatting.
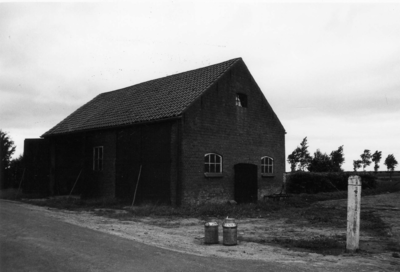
42,58,241,136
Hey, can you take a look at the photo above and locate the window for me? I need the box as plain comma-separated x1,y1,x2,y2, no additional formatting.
261,156,273,175
93,146,103,171
235,93,247,108
204,153,222,175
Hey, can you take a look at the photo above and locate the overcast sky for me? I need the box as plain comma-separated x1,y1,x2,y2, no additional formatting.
1,1,399,171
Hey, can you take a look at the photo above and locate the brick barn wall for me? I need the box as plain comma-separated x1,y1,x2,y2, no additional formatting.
181,60,286,204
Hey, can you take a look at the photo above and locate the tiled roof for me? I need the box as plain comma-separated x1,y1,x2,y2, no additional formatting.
42,58,241,136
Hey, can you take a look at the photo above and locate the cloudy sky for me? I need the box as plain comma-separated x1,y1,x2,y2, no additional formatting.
1,1,399,171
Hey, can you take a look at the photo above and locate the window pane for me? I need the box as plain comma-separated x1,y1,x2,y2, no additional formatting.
216,155,221,163
210,164,215,173
216,164,220,173
204,155,209,163
204,164,210,173
268,166,272,173
99,159,103,171
236,96,241,107
210,154,215,163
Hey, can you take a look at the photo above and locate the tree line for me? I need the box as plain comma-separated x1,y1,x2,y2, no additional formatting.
288,137,398,177
1,130,23,189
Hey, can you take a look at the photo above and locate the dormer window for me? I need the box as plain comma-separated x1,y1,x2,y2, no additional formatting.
235,93,247,108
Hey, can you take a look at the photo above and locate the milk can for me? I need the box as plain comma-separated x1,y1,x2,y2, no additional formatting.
204,221,219,244
223,217,237,246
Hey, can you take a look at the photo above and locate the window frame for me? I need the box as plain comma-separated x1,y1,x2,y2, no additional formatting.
204,153,223,178
235,93,248,108
261,156,274,177
93,146,104,171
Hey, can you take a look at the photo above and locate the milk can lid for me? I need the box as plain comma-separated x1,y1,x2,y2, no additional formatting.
205,222,218,227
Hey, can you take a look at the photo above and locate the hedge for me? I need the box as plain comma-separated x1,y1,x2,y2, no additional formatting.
285,172,377,194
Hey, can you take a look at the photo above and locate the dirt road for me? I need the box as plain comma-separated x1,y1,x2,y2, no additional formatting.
1,192,400,271
0,200,305,272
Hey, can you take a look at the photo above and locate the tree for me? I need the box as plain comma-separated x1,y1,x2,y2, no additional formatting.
384,154,398,180
371,150,382,173
0,130,16,189
7,154,24,188
360,149,372,171
287,149,300,172
308,149,332,172
330,145,345,172
308,145,344,173
353,160,362,172
297,137,312,171
287,137,311,172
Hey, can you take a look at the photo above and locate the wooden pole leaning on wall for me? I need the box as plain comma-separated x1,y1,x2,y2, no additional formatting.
131,165,142,208
69,169,82,198
16,168,26,198
346,175,361,252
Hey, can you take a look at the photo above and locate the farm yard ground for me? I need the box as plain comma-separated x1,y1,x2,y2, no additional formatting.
1,188,400,271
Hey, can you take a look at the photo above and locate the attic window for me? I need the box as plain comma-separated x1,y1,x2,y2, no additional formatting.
235,93,247,107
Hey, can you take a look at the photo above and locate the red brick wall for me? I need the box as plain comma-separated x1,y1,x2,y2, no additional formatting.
180,60,286,204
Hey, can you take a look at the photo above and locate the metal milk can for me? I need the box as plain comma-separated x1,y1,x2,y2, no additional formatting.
222,217,237,246
204,221,219,244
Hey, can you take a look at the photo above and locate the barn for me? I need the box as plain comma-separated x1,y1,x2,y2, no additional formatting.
24,58,286,205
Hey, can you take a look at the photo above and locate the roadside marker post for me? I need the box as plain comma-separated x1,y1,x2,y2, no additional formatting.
346,175,361,252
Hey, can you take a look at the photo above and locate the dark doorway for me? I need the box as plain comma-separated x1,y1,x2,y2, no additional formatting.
234,163,258,204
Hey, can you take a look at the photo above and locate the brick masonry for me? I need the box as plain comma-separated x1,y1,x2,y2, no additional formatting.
180,59,286,204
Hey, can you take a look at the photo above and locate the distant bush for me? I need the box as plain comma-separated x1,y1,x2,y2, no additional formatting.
286,172,377,194
358,173,377,189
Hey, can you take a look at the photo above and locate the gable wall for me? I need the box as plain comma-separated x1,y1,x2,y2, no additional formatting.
181,60,286,204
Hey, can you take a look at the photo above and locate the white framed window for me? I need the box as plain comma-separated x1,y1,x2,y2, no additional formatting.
204,153,222,174
93,146,103,171
261,156,273,175
235,93,247,108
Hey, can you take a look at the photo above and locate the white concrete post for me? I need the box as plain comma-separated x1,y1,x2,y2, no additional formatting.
346,175,361,252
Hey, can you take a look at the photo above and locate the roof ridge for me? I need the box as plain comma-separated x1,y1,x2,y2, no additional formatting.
101,58,242,96
179,58,241,111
